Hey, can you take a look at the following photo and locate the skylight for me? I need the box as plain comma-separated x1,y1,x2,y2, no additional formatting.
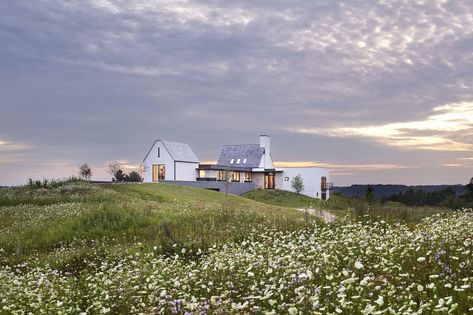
230,159,234,164
243,158,247,164
236,158,241,164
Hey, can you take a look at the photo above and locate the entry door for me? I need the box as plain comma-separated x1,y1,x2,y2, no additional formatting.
265,173,275,189
152,164,166,182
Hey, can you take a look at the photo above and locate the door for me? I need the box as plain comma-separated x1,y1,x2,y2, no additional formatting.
265,172,275,189
152,164,166,182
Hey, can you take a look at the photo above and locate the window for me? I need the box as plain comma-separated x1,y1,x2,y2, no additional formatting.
158,165,166,180
244,172,252,182
236,158,240,164
243,158,247,164
284,176,289,181
153,164,166,182
232,171,240,182
218,170,226,181
230,159,234,164
198,170,206,178
158,147,160,158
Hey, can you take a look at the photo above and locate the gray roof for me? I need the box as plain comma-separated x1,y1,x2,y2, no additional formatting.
143,140,200,162
217,144,264,168
162,140,199,162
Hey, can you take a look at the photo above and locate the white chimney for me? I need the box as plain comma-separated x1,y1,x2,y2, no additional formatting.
259,135,273,169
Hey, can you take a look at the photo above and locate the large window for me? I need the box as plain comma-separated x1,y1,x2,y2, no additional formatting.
232,171,240,182
244,172,252,182
264,172,275,189
218,170,227,181
152,164,166,182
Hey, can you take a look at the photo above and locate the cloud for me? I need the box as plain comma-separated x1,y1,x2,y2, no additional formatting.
290,102,473,151
1,0,473,185
274,161,410,171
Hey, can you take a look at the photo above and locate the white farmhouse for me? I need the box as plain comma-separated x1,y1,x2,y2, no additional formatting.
143,135,332,199
143,140,200,182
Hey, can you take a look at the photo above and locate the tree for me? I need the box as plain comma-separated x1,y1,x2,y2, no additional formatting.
291,175,304,194
79,163,92,181
108,161,121,178
366,185,375,204
467,177,473,194
113,169,127,182
128,171,143,182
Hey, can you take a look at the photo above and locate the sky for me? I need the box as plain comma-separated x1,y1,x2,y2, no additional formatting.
1,0,473,186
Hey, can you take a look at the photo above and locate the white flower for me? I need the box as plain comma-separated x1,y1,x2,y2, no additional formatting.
288,307,298,315
354,261,364,270
417,257,426,263
375,295,384,306
417,284,424,292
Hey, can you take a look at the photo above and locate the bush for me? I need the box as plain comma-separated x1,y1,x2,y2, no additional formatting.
127,171,143,182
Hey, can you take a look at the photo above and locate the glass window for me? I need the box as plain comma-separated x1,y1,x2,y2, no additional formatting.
284,176,289,181
230,159,234,164
243,158,247,164
232,171,240,182
236,158,240,164
245,172,252,182
199,170,206,178
218,170,226,181
158,147,160,158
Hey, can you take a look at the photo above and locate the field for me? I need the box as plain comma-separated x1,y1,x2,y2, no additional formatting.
0,182,472,314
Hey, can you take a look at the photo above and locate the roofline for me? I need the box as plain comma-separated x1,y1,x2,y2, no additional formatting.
221,144,260,147
143,140,160,162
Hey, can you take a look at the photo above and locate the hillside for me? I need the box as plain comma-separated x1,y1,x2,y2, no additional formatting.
0,182,314,267
243,189,447,224
1,182,471,314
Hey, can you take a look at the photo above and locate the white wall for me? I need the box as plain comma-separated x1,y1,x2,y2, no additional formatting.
143,140,175,182
279,167,330,199
175,162,199,181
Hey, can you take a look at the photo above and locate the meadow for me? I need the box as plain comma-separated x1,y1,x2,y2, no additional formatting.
0,181,471,314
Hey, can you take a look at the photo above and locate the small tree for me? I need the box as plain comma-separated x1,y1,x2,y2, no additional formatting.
366,184,375,204
113,169,127,182
79,163,92,181
291,175,304,194
128,171,143,182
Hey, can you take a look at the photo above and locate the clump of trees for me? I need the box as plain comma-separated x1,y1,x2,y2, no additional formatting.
291,175,304,194
108,162,143,183
79,163,93,181
387,177,473,209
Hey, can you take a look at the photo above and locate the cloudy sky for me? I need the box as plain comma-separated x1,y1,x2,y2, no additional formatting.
1,0,473,186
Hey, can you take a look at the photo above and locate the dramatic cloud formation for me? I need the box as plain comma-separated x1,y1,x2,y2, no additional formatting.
1,0,473,185
292,102,473,151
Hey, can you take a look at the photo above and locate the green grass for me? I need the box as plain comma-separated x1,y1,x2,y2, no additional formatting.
242,189,448,225
0,183,316,268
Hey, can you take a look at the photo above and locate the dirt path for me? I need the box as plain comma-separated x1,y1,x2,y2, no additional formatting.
295,208,338,223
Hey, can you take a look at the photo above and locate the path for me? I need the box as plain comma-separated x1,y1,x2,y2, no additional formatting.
295,208,338,223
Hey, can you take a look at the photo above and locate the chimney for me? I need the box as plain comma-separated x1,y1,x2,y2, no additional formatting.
259,135,273,169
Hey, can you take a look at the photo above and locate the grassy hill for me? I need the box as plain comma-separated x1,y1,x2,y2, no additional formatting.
0,181,315,268
1,182,471,314
243,189,447,224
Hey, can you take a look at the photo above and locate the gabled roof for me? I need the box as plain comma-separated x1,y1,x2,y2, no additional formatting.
143,140,200,163
217,144,264,168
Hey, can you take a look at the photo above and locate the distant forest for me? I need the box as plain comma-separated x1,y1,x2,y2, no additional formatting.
335,180,473,209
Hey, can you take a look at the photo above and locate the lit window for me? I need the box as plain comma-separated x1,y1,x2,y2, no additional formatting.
245,172,252,182
218,170,226,181
243,158,247,164
232,171,240,182
230,159,234,164
284,176,289,181
236,158,240,164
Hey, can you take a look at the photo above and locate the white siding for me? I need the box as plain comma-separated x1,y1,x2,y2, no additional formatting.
253,173,265,189
280,167,330,199
175,162,199,181
143,141,175,182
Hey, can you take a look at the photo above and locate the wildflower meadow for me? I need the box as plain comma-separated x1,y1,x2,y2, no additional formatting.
0,183,472,314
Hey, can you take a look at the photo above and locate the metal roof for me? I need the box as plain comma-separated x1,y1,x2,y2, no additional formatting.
216,144,264,168
143,140,200,162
